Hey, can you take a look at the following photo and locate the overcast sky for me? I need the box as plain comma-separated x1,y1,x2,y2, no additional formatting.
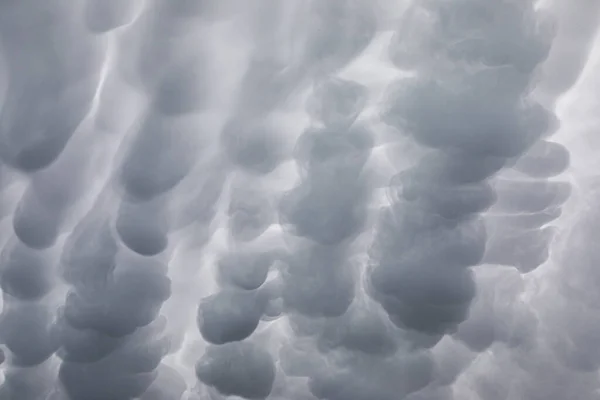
0,1,599,399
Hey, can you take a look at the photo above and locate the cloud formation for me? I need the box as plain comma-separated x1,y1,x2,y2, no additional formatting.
0,0,598,399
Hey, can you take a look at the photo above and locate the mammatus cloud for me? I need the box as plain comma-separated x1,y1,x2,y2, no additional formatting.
0,0,598,399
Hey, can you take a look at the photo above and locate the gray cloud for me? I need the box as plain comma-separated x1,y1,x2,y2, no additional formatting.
0,0,102,172
198,288,267,345
196,342,276,399
0,0,597,399
300,0,377,75
370,0,553,342
84,0,141,33
115,196,170,256
216,249,275,291
58,318,170,400
0,301,58,366
227,180,276,242
118,114,202,202
0,239,55,301
512,140,570,178
306,78,367,129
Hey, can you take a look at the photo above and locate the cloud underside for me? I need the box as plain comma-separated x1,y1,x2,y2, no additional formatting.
0,0,598,399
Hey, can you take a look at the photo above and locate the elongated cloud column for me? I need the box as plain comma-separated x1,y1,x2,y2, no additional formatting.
0,0,103,173
194,3,309,399
0,1,107,398
353,1,555,399
375,0,553,340
52,2,212,398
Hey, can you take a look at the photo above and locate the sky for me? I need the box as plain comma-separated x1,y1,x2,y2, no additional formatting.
0,0,599,399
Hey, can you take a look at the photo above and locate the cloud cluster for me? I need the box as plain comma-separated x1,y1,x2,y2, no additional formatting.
374,0,552,339
0,0,598,399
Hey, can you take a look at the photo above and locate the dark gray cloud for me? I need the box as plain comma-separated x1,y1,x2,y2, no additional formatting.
197,288,267,345
55,195,173,398
119,114,202,202
0,3,109,386
151,56,207,116
279,125,373,245
370,0,554,342
59,203,118,291
220,117,287,175
58,318,170,400
11,130,100,249
0,239,55,301
196,342,276,399
63,262,170,337
0,301,58,366
216,249,275,290
0,0,102,172
0,362,57,400
115,196,170,256
281,245,356,318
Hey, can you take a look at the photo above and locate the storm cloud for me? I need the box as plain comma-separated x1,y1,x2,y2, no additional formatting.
0,0,598,399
